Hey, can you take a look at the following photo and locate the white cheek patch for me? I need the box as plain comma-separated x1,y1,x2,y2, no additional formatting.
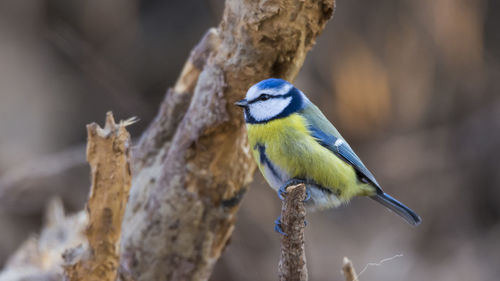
249,96,292,122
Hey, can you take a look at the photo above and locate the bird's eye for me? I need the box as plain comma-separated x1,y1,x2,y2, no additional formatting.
259,94,271,101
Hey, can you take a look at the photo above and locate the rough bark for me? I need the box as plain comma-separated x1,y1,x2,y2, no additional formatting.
278,184,308,281
118,0,335,280
63,113,133,281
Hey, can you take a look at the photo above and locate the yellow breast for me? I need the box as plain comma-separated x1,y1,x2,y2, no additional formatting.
247,113,373,202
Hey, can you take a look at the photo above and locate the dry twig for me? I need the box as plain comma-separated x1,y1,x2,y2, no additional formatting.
342,257,360,281
279,184,308,281
63,112,133,281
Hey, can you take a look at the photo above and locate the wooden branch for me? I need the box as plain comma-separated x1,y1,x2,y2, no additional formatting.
342,257,360,281
118,1,335,280
279,184,308,281
131,28,221,171
63,112,133,281
0,198,87,281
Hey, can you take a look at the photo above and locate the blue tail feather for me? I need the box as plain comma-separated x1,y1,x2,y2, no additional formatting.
370,193,421,226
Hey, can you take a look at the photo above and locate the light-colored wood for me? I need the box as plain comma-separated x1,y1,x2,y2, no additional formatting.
63,112,133,281
342,257,360,281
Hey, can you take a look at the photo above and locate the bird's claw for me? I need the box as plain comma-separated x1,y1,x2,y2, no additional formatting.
278,185,287,200
303,188,311,203
277,179,307,201
274,217,307,235
274,216,287,236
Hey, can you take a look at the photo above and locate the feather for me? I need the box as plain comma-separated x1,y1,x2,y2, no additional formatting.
300,102,381,190
299,102,422,225
370,193,422,225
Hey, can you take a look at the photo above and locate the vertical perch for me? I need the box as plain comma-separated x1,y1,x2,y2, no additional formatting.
63,112,133,281
279,184,308,281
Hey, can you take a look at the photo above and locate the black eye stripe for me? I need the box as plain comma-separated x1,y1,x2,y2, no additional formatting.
259,94,270,100
244,87,303,124
248,92,292,104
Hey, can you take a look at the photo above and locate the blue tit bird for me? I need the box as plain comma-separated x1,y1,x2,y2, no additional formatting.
235,78,421,226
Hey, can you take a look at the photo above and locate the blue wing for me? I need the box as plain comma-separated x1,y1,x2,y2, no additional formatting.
309,126,380,188
308,126,381,189
298,102,381,190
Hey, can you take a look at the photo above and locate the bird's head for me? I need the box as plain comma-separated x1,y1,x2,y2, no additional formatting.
235,78,308,124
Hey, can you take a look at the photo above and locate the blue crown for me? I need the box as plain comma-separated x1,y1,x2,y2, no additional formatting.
256,78,290,90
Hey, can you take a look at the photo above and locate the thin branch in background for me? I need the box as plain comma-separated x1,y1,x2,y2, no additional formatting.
0,197,87,281
278,183,308,281
357,254,403,277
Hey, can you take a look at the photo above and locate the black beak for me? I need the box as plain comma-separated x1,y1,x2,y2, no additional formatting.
234,99,248,108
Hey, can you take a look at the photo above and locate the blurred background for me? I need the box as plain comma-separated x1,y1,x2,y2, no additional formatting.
0,0,499,280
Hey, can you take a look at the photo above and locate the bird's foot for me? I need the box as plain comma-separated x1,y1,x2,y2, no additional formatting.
304,188,311,203
274,216,307,235
278,179,307,200
278,185,287,201
274,216,287,236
